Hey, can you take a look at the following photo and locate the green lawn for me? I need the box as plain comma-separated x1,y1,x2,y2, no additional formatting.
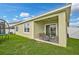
0,34,79,55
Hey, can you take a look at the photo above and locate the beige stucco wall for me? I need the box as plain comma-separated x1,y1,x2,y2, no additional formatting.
15,21,34,39
34,22,44,38
15,10,69,47
58,12,67,47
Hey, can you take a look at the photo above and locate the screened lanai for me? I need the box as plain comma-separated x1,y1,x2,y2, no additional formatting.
0,19,10,39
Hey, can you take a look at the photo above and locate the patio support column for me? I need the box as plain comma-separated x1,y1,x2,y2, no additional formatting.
31,21,34,39
58,12,67,47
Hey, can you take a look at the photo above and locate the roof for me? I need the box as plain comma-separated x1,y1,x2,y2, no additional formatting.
14,4,71,26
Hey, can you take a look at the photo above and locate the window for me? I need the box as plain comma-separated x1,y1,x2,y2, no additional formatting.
24,23,30,32
16,26,18,31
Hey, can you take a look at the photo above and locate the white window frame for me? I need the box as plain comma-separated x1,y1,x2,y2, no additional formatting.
24,23,30,33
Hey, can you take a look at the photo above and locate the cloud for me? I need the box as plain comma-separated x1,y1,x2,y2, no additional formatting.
77,17,79,20
70,13,72,16
31,15,35,17
23,17,31,20
70,17,79,22
74,17,79,21
13,18,17,21
22,15,35,21
69,21,79,26
12,18,19,21
70,17,79,26
20,12,30,17
6,19,9,23
0,16,7,19
71,3,79,12
3,16,7,18
15,16,18,17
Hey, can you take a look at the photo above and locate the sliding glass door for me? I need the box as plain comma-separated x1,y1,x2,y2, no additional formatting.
46,24,57,38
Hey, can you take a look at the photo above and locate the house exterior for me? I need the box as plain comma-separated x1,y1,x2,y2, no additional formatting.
9,22,20,34
14,4,71,47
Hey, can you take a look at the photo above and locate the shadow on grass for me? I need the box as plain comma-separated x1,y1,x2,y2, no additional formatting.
0,39,7,44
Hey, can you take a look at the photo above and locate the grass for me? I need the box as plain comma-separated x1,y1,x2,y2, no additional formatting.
0,34,79,55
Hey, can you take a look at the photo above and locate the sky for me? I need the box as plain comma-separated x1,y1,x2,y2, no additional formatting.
0,3,65,22
70,3,79,26
0,3,79,26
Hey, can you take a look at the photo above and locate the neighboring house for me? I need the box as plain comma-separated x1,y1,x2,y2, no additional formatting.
8,21,22,34
9,22,19,34
14,5,71,47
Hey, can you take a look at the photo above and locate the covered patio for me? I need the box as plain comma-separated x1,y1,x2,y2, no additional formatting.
32,10,68,47
34,16,59,43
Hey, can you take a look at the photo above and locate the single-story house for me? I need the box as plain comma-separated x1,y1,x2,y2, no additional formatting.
14,4,71,47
